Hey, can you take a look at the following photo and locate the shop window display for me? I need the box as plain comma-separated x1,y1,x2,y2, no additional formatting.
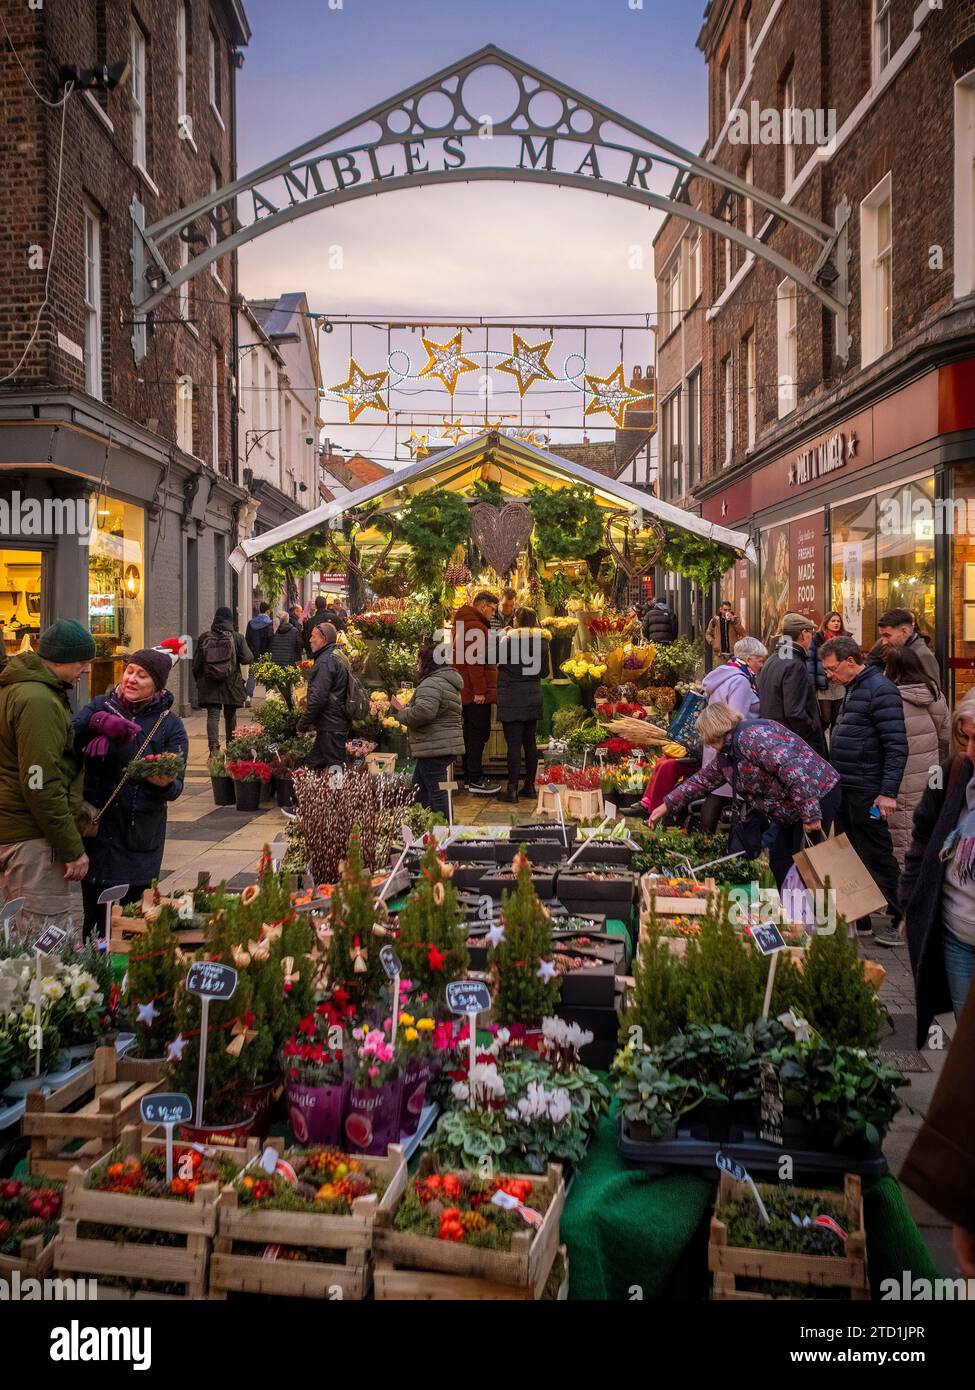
87,498,146,695
0,549,43,658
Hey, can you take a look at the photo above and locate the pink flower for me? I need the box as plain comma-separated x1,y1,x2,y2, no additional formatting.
368,1066,379,1078
400,978,413,993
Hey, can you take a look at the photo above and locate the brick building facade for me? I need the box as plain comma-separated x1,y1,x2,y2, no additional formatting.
0,0,250,711
655,0,975,694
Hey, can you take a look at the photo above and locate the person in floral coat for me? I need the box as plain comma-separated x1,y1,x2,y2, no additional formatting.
649,702,841,886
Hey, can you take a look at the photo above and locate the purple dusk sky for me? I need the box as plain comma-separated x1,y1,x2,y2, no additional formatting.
235,0,708,462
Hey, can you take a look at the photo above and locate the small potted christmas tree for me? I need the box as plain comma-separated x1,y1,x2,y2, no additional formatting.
489,849,561,1043
396,841,469,1015
125,906,181,1070
324,830,388,1011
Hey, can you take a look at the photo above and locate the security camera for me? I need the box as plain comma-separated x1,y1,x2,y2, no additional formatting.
322,321,334,334
305,432,315,446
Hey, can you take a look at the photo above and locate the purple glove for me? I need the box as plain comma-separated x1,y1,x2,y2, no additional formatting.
85,710,142,758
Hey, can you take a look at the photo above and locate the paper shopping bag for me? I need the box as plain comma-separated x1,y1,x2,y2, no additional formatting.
792,833,887,925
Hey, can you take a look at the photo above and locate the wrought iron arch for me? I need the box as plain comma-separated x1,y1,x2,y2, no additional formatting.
130,44,850,361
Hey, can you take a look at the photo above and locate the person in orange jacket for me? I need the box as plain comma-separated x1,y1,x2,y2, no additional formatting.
451,591,500,795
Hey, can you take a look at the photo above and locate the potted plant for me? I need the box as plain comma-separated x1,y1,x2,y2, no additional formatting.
395,1011,440,1139
207,749,235,806
344,1026,402,1156
613,1043,716,1142
282,1015,349,1147
227,758,272,811
396,842,469,1015
489,852,561,1045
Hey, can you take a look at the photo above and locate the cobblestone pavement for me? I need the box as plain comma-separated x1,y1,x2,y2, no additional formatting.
164,710,959,1275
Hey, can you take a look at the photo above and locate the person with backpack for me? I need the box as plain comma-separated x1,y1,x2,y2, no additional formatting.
302,595,329,657
298,619,369,769
193,607,253,752
268,608,305,710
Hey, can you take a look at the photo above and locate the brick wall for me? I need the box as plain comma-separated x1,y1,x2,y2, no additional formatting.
695,0,959,488
0,0,240,475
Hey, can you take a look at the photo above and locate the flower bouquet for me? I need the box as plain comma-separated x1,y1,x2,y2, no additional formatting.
345,737,377,761
283,1015,348,1147
125,751,185,782
0,1176,63,1271
546,616,580,638
226,759,272,783
560,655,608,683
352,613,400,639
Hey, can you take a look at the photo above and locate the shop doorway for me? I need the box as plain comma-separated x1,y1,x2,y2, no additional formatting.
0,548,47,660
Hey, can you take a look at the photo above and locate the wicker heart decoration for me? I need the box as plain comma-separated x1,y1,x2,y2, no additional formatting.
604,512,665,579
346,513,395,581
469,501,534,576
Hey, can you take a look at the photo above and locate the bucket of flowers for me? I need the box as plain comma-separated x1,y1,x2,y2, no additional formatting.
282,1012,349,1148
0,1176,64,1282
226,758,272,812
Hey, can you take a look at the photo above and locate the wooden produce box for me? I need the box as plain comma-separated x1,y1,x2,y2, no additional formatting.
640,873,717,916
0,1227,57,1285
209,1145,407,1301
55,1129,220,1299
22,1046,163,1179
709,1171,869,1301
109,902,205,955
372,1164,565,1300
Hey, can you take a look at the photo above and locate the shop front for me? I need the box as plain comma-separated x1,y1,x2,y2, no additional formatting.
702,360,975,698
87,497,147,696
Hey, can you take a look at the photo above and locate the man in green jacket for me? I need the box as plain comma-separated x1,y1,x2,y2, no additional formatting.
0,620,95,946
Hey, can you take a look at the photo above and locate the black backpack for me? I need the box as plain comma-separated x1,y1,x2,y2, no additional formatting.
202,630,235,680
344,669,370,722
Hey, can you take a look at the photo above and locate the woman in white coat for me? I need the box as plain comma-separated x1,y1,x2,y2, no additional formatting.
885,643,950,867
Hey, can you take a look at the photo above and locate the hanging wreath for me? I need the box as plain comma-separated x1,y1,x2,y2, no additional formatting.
527,484,604,561
255,534,342,599
396,488,471,586
660,524,740,589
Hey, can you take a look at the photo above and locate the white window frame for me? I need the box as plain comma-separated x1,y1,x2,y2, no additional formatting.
176,375,194,456
723,355,734,465
211,348,220,470
954,73,975,299
659,251,682,337
872,0,892,86
208,27,224,124
684,227,702,307
776,278,798,417
744,332,756,449
209,166,220,280
176,4,188,131
782,70,796,194
130,19,147,172
178,236,189,321
860,172,893,367
83,203,102,401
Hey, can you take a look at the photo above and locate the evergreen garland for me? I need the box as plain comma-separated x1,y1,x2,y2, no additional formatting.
397,488,471,586
527,484,604,562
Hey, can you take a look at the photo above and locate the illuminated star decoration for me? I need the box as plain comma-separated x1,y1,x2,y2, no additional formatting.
441,417,467,446
404,429,430,461
418,330,478,394
166,1034,187,1062
136,999,159,1027
514,430,542,447
486,923,506,948
583,364,645,428
481,417,505,432
496,334,556,396
536,959,557,983
328,357,389,422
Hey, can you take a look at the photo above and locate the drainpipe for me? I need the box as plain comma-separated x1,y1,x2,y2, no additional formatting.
229,43,241,621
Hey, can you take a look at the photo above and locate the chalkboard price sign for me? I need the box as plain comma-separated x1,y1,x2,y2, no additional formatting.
186,961,238,1000
141,1093,193,1127
759,1062,784,1147
379,945,402,979
445,979,491,1016
715,1151,749,1184
749,922,786,956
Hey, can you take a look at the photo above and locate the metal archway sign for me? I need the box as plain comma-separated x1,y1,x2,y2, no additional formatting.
130,44,850,362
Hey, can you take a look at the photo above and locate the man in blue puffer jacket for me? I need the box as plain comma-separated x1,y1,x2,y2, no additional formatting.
821,635,908,945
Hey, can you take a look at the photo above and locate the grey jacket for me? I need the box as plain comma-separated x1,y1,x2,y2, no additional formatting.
399,667,464,759
887,683,950,867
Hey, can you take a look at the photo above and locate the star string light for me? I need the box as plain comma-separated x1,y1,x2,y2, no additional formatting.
583,364,646,428
441,417,467,446
404,429,430,460
328,357,389,422
496,334,556,395
417,330,479,394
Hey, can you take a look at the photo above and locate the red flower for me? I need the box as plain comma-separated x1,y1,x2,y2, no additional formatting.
298,1014,316,1037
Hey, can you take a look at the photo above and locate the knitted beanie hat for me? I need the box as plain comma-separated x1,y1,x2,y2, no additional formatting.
37,619,97,663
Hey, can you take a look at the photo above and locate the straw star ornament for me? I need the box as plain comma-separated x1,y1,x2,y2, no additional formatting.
583,364,645,428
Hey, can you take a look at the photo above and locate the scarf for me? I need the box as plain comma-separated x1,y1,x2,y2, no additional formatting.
945,764,975,883
111,686,168,716
720,616,730,651
727,658,757,694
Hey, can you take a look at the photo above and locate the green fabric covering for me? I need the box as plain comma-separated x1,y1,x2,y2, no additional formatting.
605,918,632,966
562,1104,940,1300
540,678,580,740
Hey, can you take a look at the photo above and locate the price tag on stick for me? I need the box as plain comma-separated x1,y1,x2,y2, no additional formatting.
140,1093,193,1183
439,762,459,830
377,827,413,903
380,945,403,1045
185,963,238,1133
748,923,786,1020
97,884,130,956
0,897,25,948
716,1150,770,1223
446,979,491,1108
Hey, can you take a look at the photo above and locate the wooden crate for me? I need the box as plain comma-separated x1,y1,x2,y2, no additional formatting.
640,873,717,916
55,1130,220,1299
372,1164,565,1300
209,1144,408,1300
0,1231,57,1284
110,903,205,955
709,1171,869,1301
22,1046,163,1179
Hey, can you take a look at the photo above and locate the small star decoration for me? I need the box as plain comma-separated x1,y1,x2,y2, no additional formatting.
328,357,389,422
486,923,506,948
536,959,557,983
136,999,159,1027
418,330,478,394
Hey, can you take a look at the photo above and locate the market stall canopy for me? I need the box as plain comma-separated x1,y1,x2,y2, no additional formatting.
228,431,756,570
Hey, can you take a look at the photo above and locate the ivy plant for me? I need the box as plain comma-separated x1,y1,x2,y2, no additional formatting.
527,484,604,561
397,488,471,586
